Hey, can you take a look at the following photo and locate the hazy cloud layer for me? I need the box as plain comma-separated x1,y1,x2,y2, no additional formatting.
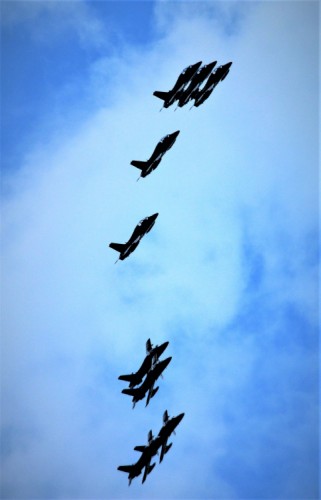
1,1,319,498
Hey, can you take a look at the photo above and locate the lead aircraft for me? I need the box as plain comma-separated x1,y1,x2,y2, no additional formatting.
193,62,233,108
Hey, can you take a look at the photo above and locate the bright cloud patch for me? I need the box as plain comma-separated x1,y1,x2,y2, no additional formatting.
1,1,319,499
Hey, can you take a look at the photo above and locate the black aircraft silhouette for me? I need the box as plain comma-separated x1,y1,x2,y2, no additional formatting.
122,357,172,408
153,61,202,109
118,339,169,388
193,62,232,108
118,431,158,485
158,410,185,463
109,213,158,262
118,410,185,484
133,430,161,483
177,61,217,108
131,131,180,179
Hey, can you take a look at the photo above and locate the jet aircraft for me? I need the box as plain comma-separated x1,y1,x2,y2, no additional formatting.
118,436,157,486
131,131,180,179
158,410,185,463
153,61,202,109
118,339,169,388
177,61,217,108
193,62,233,108
118,428,162,485
133,430,161,483
122,357,172,408
118,411,185,484
109,213,158,262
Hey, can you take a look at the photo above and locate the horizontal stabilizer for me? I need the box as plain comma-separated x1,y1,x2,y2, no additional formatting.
118,465,133,473
153,90,169,101
118,374,134,382
122,388,135,396
109,242,125,253
131,160,147,170
134,445,146,452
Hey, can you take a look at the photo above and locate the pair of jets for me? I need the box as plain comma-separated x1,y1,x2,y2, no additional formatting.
154,60,232,110
118,409,185,485
109,130,180,261
119,339,171,408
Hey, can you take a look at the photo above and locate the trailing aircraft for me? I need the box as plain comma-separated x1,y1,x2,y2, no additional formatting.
131,131,180,180
153,61,202,109
109,213,158,262
118,429,162,485
193,62,233,108
122,357,172,408
118,439,156,485
158,410,185,463
133,430,161,483
118,411,185,484
177,61,217,108
118,339,169,388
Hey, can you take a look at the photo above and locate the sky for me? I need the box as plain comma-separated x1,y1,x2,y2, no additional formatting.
0,1,319,499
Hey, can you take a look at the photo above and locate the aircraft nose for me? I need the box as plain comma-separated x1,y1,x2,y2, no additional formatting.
193,60,203,69
173,130,180,137
163,356,172,368
207,60,217,71
226,61,233,68
152,212,159,219
177,413,185,423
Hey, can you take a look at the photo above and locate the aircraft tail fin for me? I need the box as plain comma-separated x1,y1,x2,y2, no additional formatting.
153,90,169,101
109,242,125,253
131,160,147,170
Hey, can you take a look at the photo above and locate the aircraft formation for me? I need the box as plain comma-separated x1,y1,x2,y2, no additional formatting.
118,410,185,485
111,59,232,485
119,339,171,408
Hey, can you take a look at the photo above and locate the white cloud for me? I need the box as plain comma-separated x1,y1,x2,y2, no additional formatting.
1,1,318,498
1,0,107,49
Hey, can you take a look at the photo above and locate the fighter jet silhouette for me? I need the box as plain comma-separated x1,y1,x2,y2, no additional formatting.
118,339,169,388
122,357,172,408
109,213,158,262
118,432,157,485
133,430,161,483
177,61,217,108
118,410,185,484
131,131,180,179
153,61,202,109
118,428,165,485
158,410,185,463
193,62,233,108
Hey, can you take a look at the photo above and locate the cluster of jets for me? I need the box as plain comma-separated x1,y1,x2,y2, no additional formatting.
118,340,184,485
109,60,232,262
112,60,232,485
119,339,171,408
154,60,232,110
118,409,185,485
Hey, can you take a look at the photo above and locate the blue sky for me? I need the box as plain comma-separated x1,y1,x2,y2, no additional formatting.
1,1,319,499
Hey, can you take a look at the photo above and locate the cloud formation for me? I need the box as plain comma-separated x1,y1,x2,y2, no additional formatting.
1,1,318,498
